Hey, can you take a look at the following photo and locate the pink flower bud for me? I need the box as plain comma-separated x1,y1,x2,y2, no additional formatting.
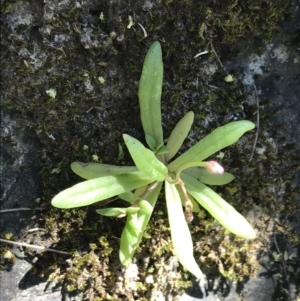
205,161,224,175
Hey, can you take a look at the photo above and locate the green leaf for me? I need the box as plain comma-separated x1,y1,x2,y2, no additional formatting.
120,182,162,266
165,111,194,162
168,121,255,172
183,167,235,185
118,191,139,203
182,173,256,239
51,171,153,209
145,134,157,151
123,134,168,181
138,41,164,147
71,162,138,180
134,185,148,197
165,181,205,279
155,145,169,156
96,207,140,217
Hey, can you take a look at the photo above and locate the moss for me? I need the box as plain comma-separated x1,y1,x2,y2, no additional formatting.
0,248,16,271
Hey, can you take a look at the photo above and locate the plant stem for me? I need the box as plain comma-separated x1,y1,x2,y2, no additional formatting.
177,178,193,223
0,238,71,255
167,162,207,184
131,181,159,207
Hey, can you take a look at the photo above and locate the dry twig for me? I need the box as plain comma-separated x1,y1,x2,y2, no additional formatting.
0,208,46,213
0,238,71,255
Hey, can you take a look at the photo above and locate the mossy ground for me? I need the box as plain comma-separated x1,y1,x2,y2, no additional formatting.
1,0,299,300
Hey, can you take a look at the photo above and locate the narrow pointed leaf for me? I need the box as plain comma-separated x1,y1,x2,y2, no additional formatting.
120,182,162,266
123,134,167,181
165,181,204,279
71,162,138,180
168,121,255,172
182,173,256,239
134,185,148,197
166,111,194,162
96,207,140,217
145,134,157,151
51,171,153,209
138,41,164,147
183,167,235,185
155,145,169,156
118,191,139,203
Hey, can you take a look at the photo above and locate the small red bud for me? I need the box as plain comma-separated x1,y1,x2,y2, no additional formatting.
205,161,224,174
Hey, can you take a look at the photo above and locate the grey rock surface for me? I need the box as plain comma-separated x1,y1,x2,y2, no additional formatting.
1,111,43,236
